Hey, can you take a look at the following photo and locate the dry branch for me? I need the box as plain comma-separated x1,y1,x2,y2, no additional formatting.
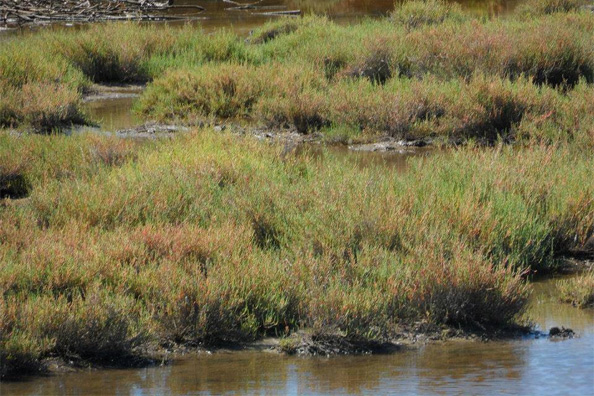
0,0,204,25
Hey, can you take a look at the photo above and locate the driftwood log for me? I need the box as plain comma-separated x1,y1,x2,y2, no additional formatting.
0,0,205,25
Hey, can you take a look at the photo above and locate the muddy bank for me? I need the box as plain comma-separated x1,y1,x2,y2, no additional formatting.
7,271,586,382
26,260,591,373
8,326,529,380
348,138,432,152
566,236,594,261
82,85,439,151
81,85,434,149
275,324,535,357
83,84,144,101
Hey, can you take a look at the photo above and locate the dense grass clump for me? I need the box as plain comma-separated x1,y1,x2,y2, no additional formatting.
0,151,29,199
0,82,87,133
141,66,593,144
390,0,467,30
1,2,593,138
517,0,589,15
0,24,247,131
0,38,89,131
135,5,593,143
1,128,592,376
137,64,267,121
557,272,594,308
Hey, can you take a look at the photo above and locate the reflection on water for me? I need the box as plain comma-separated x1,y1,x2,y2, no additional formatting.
83,91,434,171
169,0,521,22
301,143,434,173
1,0,523,39
2,3,592,392
3,277,593,395
85,96,140,132
146,0,522,33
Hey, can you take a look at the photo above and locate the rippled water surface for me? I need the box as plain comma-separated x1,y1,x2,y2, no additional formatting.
3,276,593,395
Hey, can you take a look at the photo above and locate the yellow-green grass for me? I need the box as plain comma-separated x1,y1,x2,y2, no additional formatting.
1,2,593,138
516,0,590,16
557,271,594,308
0,23,248,132
1,129,592,377
138,6,593,142
390,0,469,30
139,67,594,145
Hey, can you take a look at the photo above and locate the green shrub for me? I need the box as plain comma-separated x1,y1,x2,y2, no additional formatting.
391,0,468,30
557,271,594,308
2,130,591,375
517,0,589,16
137,63,267,121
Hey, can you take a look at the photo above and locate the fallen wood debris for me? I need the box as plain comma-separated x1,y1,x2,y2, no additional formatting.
0,0,205,25
254,9,301,16
223,0,262,11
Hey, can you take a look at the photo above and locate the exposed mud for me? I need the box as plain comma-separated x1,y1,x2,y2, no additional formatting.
275,323,533,357
566,236,594,260
5,270,592,395
113,123,190,138
22,323,532,379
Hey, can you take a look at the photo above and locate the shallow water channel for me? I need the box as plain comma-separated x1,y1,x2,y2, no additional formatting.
3,276,593,395
82,85,435,171
3,1,592,392
4,87,594,395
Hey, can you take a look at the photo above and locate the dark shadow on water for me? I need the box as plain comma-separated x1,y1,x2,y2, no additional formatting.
0,174,31,199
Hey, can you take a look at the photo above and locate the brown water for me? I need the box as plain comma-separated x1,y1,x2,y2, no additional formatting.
83,87,143,131
2,276,593,395
83,87,435,170
0,0,522,38
165,0,521,33
301,143,435,171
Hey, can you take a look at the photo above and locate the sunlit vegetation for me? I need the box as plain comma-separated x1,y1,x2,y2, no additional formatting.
139,6,593,144
0,0,592,142
1,0,593,379
1,129,593,377
557,271,594,308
